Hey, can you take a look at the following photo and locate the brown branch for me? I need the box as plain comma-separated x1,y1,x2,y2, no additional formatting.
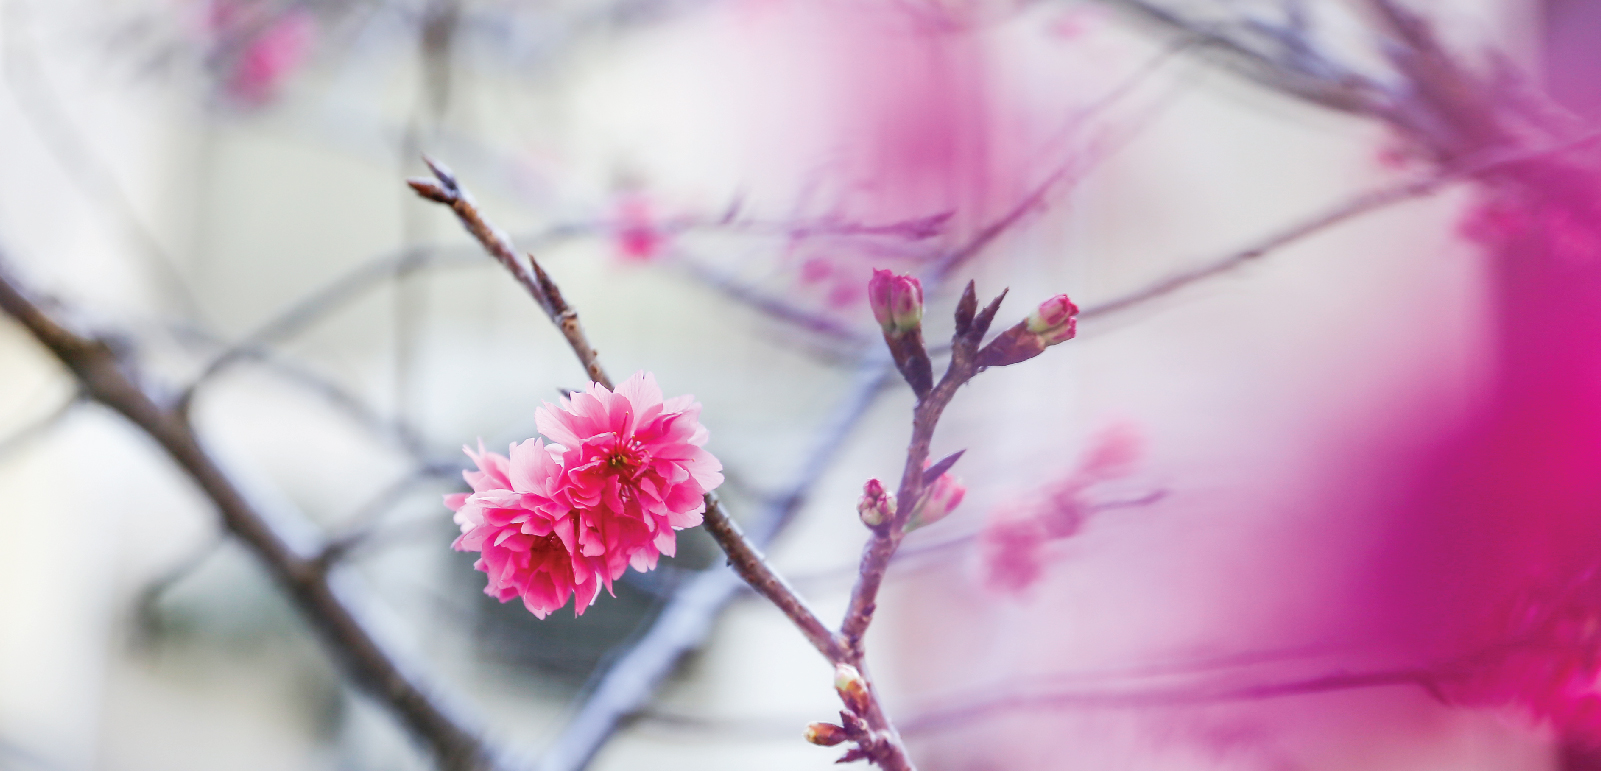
1093,0,1402,122
407,158,844,650
407,157,608,388
537,360,893,771
0,255,497,771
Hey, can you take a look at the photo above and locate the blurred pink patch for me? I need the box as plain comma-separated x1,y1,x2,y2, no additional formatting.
536,371,725,579
981,423,1142,594
612,192,666,262
1443,566,1601,740
206,1,316,106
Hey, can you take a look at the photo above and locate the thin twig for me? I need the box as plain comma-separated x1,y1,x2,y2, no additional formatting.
927,36,1191,282
0,254,498,771
897,667,1440,735
1080,130,1601,322
672,256,868,344
1094,0,1399,121
172,323,445,468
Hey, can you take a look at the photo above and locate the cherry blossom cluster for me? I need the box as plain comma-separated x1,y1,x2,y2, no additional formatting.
446,372,724,617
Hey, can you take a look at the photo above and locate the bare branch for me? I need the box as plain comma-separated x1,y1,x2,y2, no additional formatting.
0,254,498,771
1081,130,1601,322
408,157,848,653
1093,0,1401,121
928,35,1192,281
898,667,1440,735
671,256,869,344
537,360,893,771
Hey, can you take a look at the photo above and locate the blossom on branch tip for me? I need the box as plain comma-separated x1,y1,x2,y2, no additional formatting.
449,372,722,618
868,269,934,396
868,269,924,336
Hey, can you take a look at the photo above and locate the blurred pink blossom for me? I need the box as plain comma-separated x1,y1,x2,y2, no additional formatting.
206,1,316,106
612,192,667,262
981,424,1142,594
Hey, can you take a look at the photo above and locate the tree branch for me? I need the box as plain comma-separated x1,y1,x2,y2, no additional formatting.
0,254,498,771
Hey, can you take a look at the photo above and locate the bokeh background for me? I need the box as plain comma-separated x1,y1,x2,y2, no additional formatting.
2,0,1596,769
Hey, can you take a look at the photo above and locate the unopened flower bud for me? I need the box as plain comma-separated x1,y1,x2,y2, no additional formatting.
857,479,895,528
868,269,924,336
1025,294,1078,345
834,663,872,715
975,293,1079,368
910,473,965,529
804,722,848,746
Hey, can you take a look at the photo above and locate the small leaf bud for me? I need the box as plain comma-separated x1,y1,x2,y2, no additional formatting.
805,722,849,747
834,663,872,715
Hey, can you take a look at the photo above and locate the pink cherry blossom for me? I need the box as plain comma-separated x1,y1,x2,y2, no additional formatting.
447,440,609,618
535,371,724,580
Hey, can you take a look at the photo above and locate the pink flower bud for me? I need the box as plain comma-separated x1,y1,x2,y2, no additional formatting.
804,722,849,746
857,479,895,528
1025,294,1078,345
834,663,872,715
910,472,965,529
868,269,923,335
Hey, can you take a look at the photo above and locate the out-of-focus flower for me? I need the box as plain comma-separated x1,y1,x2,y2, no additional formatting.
981,514,1048,594
536,371,724,579
206,2,316,107
981,424,1142,593
612,191,666,261
868,269,924,335
1443,568,1601,741
447,440,608,618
